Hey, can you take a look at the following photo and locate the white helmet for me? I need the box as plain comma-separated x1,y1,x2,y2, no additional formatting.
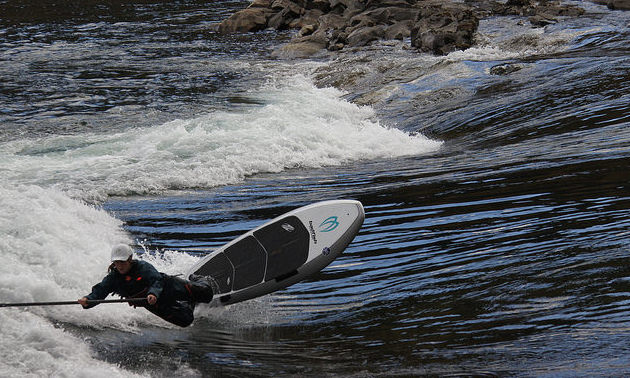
111,244,133,262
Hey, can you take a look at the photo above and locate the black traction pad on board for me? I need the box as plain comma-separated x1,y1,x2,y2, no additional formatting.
253,215,310,281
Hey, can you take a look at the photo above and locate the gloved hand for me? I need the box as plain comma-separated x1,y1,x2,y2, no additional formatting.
77,297,89,308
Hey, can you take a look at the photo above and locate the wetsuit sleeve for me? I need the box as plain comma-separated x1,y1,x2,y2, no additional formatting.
84,274,116,309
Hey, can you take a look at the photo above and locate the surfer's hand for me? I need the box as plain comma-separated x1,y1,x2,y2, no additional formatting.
78,297,89,308
147,294,157,306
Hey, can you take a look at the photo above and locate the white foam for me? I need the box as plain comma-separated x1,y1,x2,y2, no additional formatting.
0,310,148,378
449,17,603,63
1,75,441,203
0,161,314,376
0,183,171,376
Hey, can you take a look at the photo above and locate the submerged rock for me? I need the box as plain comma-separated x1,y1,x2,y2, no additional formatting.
213,0,587,57
490,63,524,76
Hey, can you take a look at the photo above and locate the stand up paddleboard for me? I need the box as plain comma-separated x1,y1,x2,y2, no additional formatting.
186,200,364,306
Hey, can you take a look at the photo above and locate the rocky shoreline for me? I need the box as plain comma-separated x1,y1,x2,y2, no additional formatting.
213,0,629,58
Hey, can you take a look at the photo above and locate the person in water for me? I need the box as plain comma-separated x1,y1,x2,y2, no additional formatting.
78,244,214,327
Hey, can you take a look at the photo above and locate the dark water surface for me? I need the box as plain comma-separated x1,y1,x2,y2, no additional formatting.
2,0,630,376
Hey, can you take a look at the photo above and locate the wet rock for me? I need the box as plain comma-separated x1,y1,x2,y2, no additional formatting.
349,12,377,29
607,0,630,10
249,0,273,8
467,0,584,20
536,2,585,17
528,14,556,26
347,25,386,46
273,37,329,57
411,2,479,55
385,20,414,40
214,0,586,56
360,7,420,24
490,63,523,75
366,0,413,8
218,8,271,33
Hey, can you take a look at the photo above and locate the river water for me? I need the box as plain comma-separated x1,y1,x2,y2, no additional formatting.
1,0,629,376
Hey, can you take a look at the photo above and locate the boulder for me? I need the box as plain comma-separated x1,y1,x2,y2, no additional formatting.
317,13,349,31
290,9,324,29
268,7,300,29
489,63,523,75
216,8,271,33
349,12,377,28
537,3,585,16
385,20,414,40
346,25,386,46
271,0,303,13
216,0,586,57
298,23,318,36
309,0,332,12
410,2,479,55
248,0,272,8
274,38,328,58
608,0,630,10
366,0,413,8
528,14,556,26
360,7,420,24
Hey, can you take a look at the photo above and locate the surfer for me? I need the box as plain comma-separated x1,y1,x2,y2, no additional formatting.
78,244,214,327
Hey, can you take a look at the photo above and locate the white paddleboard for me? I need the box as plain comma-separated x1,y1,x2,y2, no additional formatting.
186,200,365,306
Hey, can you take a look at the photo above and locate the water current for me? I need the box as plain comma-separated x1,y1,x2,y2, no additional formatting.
1,0,629,376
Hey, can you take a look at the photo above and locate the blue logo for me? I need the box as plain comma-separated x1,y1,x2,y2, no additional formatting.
319,216,339,232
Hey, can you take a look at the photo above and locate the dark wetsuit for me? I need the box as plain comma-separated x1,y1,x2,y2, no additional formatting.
84,260,212,327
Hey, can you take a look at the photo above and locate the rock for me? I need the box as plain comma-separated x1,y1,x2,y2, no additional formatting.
590,0,630,10
528,14,556,26
216,0,586,57
349,12,377,29
385,20,414,40
271,0,303,14
216,8,271,33
506,0,528,6
298,23,318,36
410,2,479,55
366,0,413,8
268,7,297,29
608,0,630,10
361,7,420,24
267,0,304,29
309,0,331,12
273,38,329,58
318,13,349,30
490,63,523,75
330,0,365,14
537,3,585,16
249,0,272,8
291,9,323,30
346,25,386,46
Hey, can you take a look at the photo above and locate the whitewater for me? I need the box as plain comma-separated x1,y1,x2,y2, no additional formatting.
0,75,440,377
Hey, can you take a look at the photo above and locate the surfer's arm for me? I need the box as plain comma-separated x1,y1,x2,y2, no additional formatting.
81,274,116,309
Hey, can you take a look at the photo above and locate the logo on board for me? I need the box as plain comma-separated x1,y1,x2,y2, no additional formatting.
281,223,295,232
319,216,339,232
